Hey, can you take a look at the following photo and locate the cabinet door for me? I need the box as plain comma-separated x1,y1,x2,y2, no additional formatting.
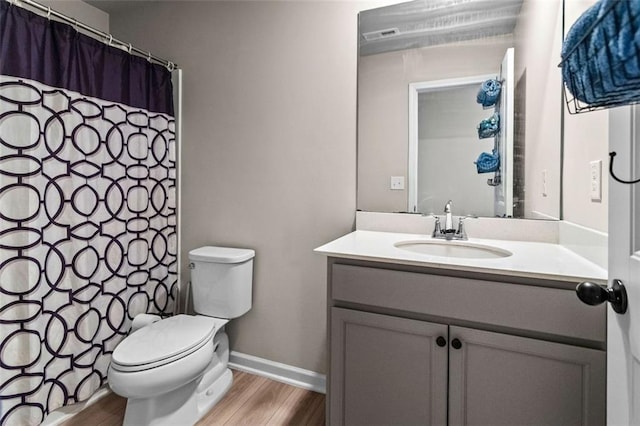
330,307,448,426
448,326,606,426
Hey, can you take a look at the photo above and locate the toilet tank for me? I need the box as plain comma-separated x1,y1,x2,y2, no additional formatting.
188,246,254,319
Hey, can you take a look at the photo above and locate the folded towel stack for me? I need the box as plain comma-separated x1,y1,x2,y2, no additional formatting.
562,0,640,106
477,113,500,139
475,150,500,174
476,79,502,107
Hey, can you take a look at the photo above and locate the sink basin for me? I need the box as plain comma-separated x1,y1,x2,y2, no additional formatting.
394,240,512,259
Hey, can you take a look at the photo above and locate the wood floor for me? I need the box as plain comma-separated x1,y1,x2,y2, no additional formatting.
62,370,325,426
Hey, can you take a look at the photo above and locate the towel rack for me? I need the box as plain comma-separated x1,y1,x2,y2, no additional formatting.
475,77,503,187
561,0,640,114
487,168,501,186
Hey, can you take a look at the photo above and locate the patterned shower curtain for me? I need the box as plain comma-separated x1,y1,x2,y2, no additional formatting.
0,2,177,424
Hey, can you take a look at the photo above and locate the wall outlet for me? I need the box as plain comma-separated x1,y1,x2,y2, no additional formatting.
541,169,548,197
390,176,405,190
590,160,602,202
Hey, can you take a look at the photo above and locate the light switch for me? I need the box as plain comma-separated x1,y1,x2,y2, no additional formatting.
590,160,602,202
390,176,404,190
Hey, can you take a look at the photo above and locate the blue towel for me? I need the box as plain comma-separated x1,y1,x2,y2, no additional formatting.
475,150,500,174
583,0,640,100
562,0,640,104
561,1,601,102
592,0,640,95
476,79,502,107
477,113,500,139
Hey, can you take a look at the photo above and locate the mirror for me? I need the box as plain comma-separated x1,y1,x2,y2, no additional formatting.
357,0,563,219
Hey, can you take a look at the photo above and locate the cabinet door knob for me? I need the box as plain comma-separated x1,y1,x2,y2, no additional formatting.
436,336,447,347
451,338,462,350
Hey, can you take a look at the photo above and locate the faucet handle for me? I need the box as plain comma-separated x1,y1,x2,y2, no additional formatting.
455,215,476,240
432,216,442,237
455,219,467,240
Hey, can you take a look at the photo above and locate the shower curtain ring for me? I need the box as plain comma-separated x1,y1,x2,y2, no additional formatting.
147,52,152,63
128,43,133,54
107,34,113,46
46,7,51,20
609,151,640,184
73,18,78,32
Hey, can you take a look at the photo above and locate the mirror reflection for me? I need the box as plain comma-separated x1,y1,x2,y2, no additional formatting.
409,69,515,217
357,0,563,219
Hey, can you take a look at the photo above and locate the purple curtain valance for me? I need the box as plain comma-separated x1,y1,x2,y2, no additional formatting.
0,0,174,115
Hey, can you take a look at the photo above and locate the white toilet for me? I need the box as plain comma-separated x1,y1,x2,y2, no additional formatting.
108,246,255,426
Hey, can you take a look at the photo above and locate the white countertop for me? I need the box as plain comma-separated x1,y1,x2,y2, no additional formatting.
314,230,607,284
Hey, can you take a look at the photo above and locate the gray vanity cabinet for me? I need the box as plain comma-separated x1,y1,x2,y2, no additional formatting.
327,260,607,426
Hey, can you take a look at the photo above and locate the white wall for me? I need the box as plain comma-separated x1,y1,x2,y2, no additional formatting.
106,0,392,374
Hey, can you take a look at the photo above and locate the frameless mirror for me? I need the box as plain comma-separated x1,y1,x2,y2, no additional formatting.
357,0,563,219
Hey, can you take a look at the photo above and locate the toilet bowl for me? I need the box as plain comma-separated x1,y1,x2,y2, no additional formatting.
107,246,254,426
109,315,222,398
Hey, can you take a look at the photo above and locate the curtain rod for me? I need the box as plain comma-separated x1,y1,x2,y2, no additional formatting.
7,0,177,71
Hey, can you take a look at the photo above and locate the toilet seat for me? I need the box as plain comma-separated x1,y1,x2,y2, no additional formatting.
108,336,216,399
111,314,218,372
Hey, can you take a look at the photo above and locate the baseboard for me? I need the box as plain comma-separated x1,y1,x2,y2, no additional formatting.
41,385,112,426
229,351,326,394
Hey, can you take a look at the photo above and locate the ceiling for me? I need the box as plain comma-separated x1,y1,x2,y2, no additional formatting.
359,0,524,56
86,0,154,15
86,0,524,57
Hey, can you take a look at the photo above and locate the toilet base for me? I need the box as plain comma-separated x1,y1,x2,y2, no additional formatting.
197,367,233,419
122,368,233,426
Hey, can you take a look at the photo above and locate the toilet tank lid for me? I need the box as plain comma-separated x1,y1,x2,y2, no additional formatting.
189,246,255,264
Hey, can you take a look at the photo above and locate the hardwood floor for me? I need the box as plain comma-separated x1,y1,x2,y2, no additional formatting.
62,370,325,426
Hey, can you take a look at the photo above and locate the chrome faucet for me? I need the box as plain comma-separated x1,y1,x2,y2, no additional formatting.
432,200,468,240
444,200,453,231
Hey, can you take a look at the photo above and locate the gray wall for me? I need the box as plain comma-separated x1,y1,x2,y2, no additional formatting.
106,1,379,374
562,0,608,232
513,0,563,220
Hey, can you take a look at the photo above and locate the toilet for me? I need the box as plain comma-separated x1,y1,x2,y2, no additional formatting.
108,246,255,426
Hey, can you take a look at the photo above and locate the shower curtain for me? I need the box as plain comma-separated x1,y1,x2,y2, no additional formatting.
0,2,177,424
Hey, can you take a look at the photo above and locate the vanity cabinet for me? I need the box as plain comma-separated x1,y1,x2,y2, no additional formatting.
327,260,606,426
